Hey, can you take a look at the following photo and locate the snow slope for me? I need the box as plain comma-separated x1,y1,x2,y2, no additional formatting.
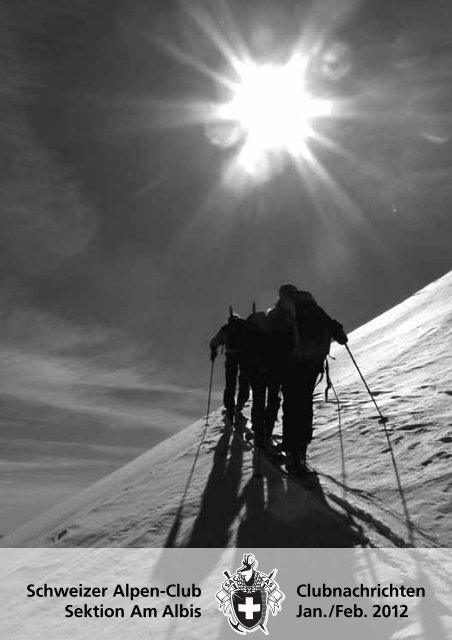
2,272,452,548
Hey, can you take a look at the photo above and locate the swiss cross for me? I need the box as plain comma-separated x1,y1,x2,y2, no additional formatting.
238,597,261,619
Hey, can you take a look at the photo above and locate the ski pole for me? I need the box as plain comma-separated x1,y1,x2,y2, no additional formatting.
345,344,414,544
325,361,346,489
165,359,215,547
329,378,346,491
205,359,215,427
345,344,387,423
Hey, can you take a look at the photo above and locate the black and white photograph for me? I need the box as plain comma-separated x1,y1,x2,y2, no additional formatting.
0,0,451,552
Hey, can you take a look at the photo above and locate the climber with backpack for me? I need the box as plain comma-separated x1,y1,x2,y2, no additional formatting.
266,284,348,476
241,309,281,448
210,309,250,422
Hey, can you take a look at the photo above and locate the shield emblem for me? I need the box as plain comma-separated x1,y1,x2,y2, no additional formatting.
232,590,266,630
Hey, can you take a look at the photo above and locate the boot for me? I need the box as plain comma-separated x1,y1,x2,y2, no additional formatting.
285,451,312,477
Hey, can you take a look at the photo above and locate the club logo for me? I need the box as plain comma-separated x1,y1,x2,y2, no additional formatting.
215,553,285,635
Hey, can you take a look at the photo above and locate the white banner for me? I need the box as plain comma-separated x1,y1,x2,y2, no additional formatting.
1,548,451,639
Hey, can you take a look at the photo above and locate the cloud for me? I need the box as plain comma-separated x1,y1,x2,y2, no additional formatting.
0,4,97,281
0,341,204,430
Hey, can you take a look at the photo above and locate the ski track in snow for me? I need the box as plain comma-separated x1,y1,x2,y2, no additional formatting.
1,271,452,548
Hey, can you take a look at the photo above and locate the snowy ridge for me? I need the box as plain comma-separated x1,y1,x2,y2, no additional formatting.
2,271,452,547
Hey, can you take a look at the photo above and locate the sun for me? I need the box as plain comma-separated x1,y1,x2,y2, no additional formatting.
221,57,333,172
150,4,349,184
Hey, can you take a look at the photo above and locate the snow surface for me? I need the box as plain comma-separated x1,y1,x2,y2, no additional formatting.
2,271,452,548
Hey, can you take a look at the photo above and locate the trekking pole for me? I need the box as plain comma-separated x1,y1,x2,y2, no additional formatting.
205,359,215,428
345,344,415,545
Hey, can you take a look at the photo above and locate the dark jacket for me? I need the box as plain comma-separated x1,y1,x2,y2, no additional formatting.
210,317,248,355
265,297,347,373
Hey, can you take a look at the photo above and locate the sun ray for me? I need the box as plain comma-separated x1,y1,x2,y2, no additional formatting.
153,37,237,92
292,145,387,258
183,2,252,76
118,97,222,133
297,145,365,224
312,131,390,186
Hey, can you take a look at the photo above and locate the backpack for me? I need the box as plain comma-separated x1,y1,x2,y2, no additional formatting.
288,291,334,373
242,311,270,374
225,315,248,352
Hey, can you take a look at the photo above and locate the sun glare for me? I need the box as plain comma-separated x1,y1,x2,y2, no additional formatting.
222,59,332,172
153,4,351,185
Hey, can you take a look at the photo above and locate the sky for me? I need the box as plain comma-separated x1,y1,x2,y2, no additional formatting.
1,0,452,532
